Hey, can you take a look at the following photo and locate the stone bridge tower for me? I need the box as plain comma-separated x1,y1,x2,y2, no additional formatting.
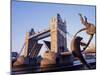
50,14,67,53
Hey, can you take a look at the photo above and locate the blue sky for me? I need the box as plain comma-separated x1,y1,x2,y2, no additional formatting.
12,0,96,56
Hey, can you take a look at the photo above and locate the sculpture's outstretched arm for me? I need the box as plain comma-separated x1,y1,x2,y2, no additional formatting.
78,13,87,26
84,16,88,24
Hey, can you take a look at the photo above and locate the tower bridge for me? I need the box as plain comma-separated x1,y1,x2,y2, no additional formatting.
14,14,73,66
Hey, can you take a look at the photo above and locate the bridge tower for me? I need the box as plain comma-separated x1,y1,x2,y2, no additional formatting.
20,28,37,57
50,14,67,53
41,14,72,67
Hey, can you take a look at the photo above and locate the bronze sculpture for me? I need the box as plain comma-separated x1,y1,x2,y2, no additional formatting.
70,14,96,69
74,13,96,51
